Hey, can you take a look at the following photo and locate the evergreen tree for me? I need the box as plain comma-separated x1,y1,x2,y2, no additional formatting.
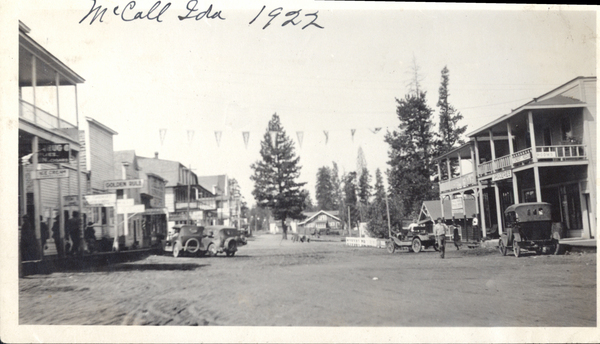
342,172,360,229
385,91,437,219
366,168,389,238
357,167,372,205
436,66,467,179
331,162,342,210
315,166,336,210
250,113,307,240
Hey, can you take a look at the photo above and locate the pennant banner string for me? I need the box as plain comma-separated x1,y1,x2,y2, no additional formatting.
351,129,356,142
215,131,222,147
159,128,167,146
187,130,195,145
323,131,329,145
242,131,250,149
296,131,304,149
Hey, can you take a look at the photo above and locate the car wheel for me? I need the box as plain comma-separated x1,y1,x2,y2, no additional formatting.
386,240,396,254
498,239,507,256
226,241,237,257
185,238,200,254
173,242,181,258
207,243,217,257
412,238,422,253
513,240,521,258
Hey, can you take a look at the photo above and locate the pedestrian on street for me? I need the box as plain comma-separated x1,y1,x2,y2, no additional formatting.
453,220,461,250
433,217,448,249
51,215,64,257
472,214,479,241
67,211,82,256
20,214,39,261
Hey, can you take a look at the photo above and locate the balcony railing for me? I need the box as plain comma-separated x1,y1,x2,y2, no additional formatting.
439,172,477,193
20,99,77,130
477,145,588,177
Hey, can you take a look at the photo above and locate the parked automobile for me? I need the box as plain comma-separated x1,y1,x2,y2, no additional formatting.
386,224,438,253
163,225,248,257
498,202,561,257
162,224,206,257
202,226,247,257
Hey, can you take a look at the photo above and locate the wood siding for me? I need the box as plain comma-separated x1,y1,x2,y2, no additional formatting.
88,124,115,191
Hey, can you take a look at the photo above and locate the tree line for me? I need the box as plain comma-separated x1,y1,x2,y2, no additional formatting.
250,64,466,239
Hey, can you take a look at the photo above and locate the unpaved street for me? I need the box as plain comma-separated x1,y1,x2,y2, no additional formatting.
20,233,596,327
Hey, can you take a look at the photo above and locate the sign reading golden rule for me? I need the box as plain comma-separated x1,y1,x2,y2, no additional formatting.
103,179,144,190
492,169,512,181
31,168,69,179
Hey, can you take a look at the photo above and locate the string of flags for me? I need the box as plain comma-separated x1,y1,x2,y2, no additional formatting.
158,127,387,149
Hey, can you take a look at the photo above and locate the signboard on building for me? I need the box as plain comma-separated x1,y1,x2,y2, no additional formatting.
38,143,70,163
31,168,69,179
512,151,532,164
451,198,463,215
536,151,557,159
117,198,134,207
103,179,144,190
492,169,512,181
85,193,116,207
64,195,88,207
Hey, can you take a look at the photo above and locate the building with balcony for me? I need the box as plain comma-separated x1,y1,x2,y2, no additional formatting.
18,21,87,260
436,76,596,241
197,174,240,226
137,154,215,230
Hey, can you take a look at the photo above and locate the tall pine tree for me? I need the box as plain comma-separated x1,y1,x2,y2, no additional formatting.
436,66,467,179
315,166,336,211
250,114,307,239
385,91,437,218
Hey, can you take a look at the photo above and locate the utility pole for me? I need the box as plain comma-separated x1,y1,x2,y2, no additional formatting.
187,164,191,225
385,192,392,238
347,206,351,237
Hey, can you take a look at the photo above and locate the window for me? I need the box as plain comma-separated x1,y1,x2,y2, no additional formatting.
560,184,582,230
523,190,536,203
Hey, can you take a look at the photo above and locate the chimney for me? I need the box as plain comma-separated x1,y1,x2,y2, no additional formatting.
154,152,159,159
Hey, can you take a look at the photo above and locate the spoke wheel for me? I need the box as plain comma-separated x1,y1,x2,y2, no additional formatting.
173,242,181,258
386,240,396,254
513,240,521,258
499,239,507,256
207,243,218,257
412,238,422,253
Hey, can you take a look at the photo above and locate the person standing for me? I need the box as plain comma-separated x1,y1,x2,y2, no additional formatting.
452,220,461,250
20,215,39,261
67,211,82,256
51,215,64,257
40,216,49,252
433,218,448,250
472,214,479,241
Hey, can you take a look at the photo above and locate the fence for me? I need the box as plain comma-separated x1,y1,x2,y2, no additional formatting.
345,237,387,248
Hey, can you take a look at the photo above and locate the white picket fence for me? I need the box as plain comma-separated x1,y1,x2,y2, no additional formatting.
345,237,387,249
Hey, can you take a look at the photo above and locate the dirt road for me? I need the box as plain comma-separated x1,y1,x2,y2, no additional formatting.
19,233,596,327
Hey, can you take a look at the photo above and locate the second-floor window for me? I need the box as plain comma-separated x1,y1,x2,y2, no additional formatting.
561,117,572,142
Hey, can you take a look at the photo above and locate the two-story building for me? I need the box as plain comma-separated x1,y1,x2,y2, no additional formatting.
436,76,596,241
137,154,215,231
18,21,87,260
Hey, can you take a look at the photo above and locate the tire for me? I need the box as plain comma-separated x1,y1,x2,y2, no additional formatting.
185,238,200,254
173,242,181,258
513,240,521,258
498,239,507,256
226,241,237,257
207,243,218,257
412,238,422,253
386,240,396,254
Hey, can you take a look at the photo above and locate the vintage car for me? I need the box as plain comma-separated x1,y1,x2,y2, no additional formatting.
386,223,438,254
163,225,248,257
498,202,561,257
162,224,206,258
202,226,247,257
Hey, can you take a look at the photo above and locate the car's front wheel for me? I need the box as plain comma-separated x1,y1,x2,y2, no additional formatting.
207,243,218,257
386,240,396,254
412,238,422,253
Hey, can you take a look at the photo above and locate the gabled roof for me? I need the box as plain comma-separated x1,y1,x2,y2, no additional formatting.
197,175,228,195
299,210,342,225
86,117,118,135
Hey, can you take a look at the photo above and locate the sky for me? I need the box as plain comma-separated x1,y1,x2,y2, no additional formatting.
15,1,597,205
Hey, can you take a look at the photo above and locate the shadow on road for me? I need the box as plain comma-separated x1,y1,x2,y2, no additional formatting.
97,263,208,272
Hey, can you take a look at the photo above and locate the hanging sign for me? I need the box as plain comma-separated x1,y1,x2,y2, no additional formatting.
492,169,512,181
38,143,70,163
31,168,69,179
351,129,356,142
323,131,329,145
84,193,116,206
103,179,144,190
215,131,222,147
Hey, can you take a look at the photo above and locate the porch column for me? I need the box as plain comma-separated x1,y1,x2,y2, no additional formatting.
494,183,503,235
441,195,446,220
489,130,496,161
474,137,481,176
56,72,65,258
507,121,514,155
528,111,542,201
32,55,37,123
437,162,442,181
446,158,451,179
478,186,487,238
512,172,519,204
32,136,43,260
75,84,85,253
